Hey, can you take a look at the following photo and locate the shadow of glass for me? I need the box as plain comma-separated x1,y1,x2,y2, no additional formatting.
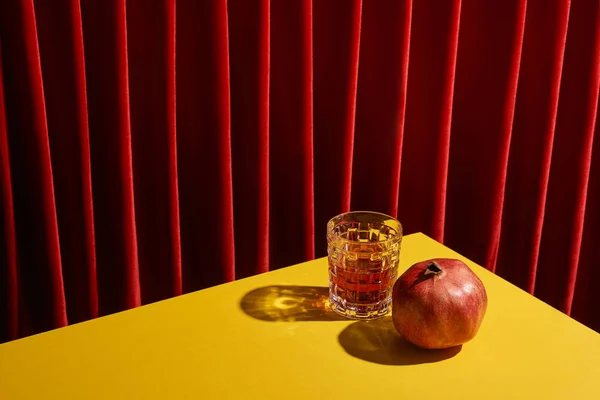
338,317,462,365
240,285,346,322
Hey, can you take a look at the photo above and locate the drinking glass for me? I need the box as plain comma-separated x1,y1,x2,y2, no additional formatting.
327,211,402,319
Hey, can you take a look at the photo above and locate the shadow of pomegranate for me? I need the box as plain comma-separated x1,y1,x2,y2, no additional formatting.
240,285,346,322
338,317,462,365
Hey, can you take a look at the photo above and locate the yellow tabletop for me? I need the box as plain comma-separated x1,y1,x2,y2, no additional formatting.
1,233,600,399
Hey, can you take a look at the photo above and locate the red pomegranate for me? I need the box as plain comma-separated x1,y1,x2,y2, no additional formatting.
391,258,488,349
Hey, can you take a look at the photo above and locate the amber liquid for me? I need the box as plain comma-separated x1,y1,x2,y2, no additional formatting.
328,242,398,318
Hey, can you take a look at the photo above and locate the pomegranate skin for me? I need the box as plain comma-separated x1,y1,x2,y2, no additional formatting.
392,258,488,349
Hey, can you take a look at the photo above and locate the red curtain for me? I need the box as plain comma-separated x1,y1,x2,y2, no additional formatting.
1,0,599,342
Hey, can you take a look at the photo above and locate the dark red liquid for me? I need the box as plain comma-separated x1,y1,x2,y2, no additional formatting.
328,242,398,305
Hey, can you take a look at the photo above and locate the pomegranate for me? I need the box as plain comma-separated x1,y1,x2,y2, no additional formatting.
391,258,487,349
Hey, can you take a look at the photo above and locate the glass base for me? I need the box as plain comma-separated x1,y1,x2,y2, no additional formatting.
328,293,391,320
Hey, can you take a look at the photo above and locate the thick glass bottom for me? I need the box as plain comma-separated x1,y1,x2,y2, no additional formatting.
328,292,391,320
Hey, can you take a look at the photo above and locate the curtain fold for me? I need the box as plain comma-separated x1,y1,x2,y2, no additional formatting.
313,0,362,257
496,0,571,298
270,0,315,269
80,0,141,316
445,0,528,273
350,0,412,218
127,0,182,305
0,47,19,341
2,0,600,342
0,0,67,338
534,0,600,315
176,0,235,294
399,0,461,243
34,0,98,326
229,0,270,279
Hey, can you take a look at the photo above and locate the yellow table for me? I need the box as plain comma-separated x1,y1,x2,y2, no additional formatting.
1,233,600,399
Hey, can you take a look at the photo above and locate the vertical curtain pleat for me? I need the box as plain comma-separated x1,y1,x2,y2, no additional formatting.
228,0,270,278
0,0,67,336
270,0,314,269
0,48,19,342
313,0,362,258
561,11,600,317
496,0,571,294
572,100,600,333
177,0,235,291
535,0,600,315
33,0,99,325
165,0,181,297
80,0,141,315
126,0,182,304
445,0,527,271
351,0,412,218
3,0,600,340
398,0,461,243
71,0,99,322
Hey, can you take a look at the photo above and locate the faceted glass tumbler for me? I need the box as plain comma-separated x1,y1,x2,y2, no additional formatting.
327,211,402,319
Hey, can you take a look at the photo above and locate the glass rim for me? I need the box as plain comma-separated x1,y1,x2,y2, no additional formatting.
326,210,403,245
